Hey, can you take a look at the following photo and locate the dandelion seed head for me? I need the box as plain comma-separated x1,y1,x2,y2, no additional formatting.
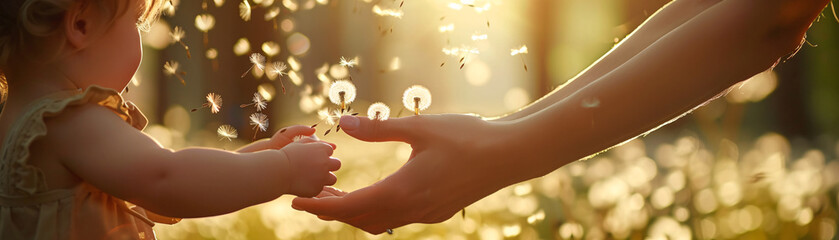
206,93,223,113
217,125,238,140
339,56,358,68
367,102,391,120
249,112,269,131
250,53,266,70
402,85,432,112
252,92,268,111
195,14,216,32
261,42,281,57
511,45,528,56
239,0,252,21
170,26,186,42
328,80,357,106
163,61,179,75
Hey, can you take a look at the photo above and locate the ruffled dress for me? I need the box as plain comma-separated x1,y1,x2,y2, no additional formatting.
0,86,175,240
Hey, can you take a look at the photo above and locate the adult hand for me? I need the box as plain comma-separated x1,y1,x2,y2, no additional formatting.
292,114,544,234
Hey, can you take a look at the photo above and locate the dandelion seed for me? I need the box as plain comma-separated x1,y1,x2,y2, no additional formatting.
217,125,238,141
207,93,223,113
170,26,191,59
372,5,404,18
239,0,252,21
438,24,455,33
242,53,266,78
471,33,487,41
192,93,223,113
511,45,529,71
402,85,431,115
163,61,187,85
318,108,339,126
194,14,215,45
312,109,343,136
339,56,358,68
270,62,289,94
328,80,356,111
367,102,391,120
474,3,491,13
510,45,528,56
249,112,269,140
240,92,268,111
163,0,177,16
442,46,479,56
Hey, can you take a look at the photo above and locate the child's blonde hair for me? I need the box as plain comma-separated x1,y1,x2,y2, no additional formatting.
0,0,164,102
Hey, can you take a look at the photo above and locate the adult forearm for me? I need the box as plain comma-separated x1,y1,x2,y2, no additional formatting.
516,0,826,172
497,0,722,121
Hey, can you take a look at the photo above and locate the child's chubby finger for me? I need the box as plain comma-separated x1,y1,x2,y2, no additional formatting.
276,125,316,140
327,157,341,171
325,172,337,186
295,137,337,150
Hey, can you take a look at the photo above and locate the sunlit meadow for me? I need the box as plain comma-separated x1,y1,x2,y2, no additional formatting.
127,0,839,239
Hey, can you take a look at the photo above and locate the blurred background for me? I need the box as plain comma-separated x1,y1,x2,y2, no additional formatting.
130,0,839,239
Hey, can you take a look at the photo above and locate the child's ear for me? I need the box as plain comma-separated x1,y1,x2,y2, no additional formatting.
63,3,97,49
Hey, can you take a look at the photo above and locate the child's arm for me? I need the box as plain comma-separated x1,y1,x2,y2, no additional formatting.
46,104,340,218
496,0,722,121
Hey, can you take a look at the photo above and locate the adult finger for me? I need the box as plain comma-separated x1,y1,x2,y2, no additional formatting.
291,187,378,218
314,186,346,198
339,115,419,143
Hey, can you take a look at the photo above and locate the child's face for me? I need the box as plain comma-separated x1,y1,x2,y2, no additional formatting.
71,0,144,91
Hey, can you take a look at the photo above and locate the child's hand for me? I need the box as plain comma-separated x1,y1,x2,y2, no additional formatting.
237,125,336,153
281,138,341,198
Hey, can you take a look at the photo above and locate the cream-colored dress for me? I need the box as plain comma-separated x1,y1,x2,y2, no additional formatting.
0,86,174,240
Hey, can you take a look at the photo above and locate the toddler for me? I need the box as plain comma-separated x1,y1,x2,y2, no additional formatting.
0,0,341,239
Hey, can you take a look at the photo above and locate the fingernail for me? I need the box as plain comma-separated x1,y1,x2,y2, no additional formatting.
340,115,359,130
